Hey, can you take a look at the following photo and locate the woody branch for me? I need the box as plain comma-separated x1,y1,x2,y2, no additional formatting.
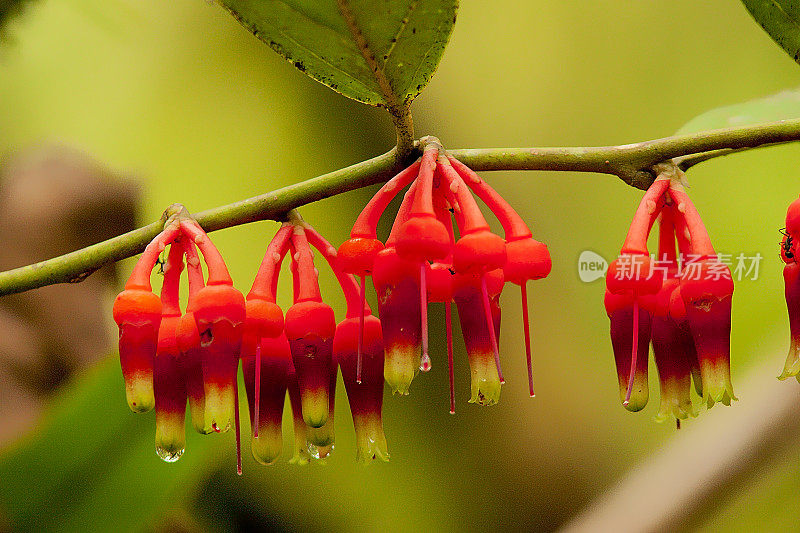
0,118,799,297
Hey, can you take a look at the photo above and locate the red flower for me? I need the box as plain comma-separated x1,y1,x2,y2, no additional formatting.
284,225,337,428
241,224,293,464
650,206,699,423
180,219,246,434
669,185,735,408
605,177,668,411
780,196,800,381
154,241,188,462
113,222,180,413
241,219,389,463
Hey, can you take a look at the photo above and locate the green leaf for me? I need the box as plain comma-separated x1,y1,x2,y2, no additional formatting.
215,0,458,108
742,0,800,64
0,356,222,532
677,86,800,134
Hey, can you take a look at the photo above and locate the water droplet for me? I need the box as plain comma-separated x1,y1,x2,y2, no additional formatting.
420,353,432,372
272,252,281,263
194,235,203,244
308,442,334,459
308,443,320,459
156,445,184,463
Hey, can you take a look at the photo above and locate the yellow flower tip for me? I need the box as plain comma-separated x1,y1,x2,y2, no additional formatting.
356,447,390,465
468,377,501,406
778,363,800,381
251,429,282,466
129,398,155,414
384,354,419,396
355,433,389,464
289,448,311,466
308,425,334,448
703,388,736,410
654,399,697,423
300,388,329,429
126,376,155,413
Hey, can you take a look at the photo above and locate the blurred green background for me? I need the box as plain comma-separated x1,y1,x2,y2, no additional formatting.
1,1,800,531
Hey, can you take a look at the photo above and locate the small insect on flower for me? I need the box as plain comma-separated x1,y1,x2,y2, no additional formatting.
779,196,800,381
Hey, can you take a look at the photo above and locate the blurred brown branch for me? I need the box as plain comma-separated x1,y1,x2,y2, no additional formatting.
561,336,800,533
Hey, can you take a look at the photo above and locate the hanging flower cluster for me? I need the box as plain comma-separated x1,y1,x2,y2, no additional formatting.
113,210,390,467
113,214,246,467
605,173,736,426
337,140,551,409
242,220,388,465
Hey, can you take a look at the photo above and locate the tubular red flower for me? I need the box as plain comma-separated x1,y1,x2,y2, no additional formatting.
243,225,292,437
780,196,800,380
284,225,336,428
154,242,188,462
781,262,800,380
374,184,423,394
113,224,180,413
242,333,291,465
453,269,504,406
650,207,698,423
307,223,385,458
604,177,669,411
180,219,246,433
670,185,736,409
446,155,551,396
436,160,507,386
176,238,211,434
338,314,389,462
604,291,652,411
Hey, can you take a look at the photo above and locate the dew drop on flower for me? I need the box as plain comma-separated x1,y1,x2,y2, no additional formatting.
420,353,432,372
156,445,184,463
308,442,334,459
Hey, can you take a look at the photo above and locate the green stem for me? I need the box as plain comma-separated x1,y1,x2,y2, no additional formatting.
1,118,800,296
